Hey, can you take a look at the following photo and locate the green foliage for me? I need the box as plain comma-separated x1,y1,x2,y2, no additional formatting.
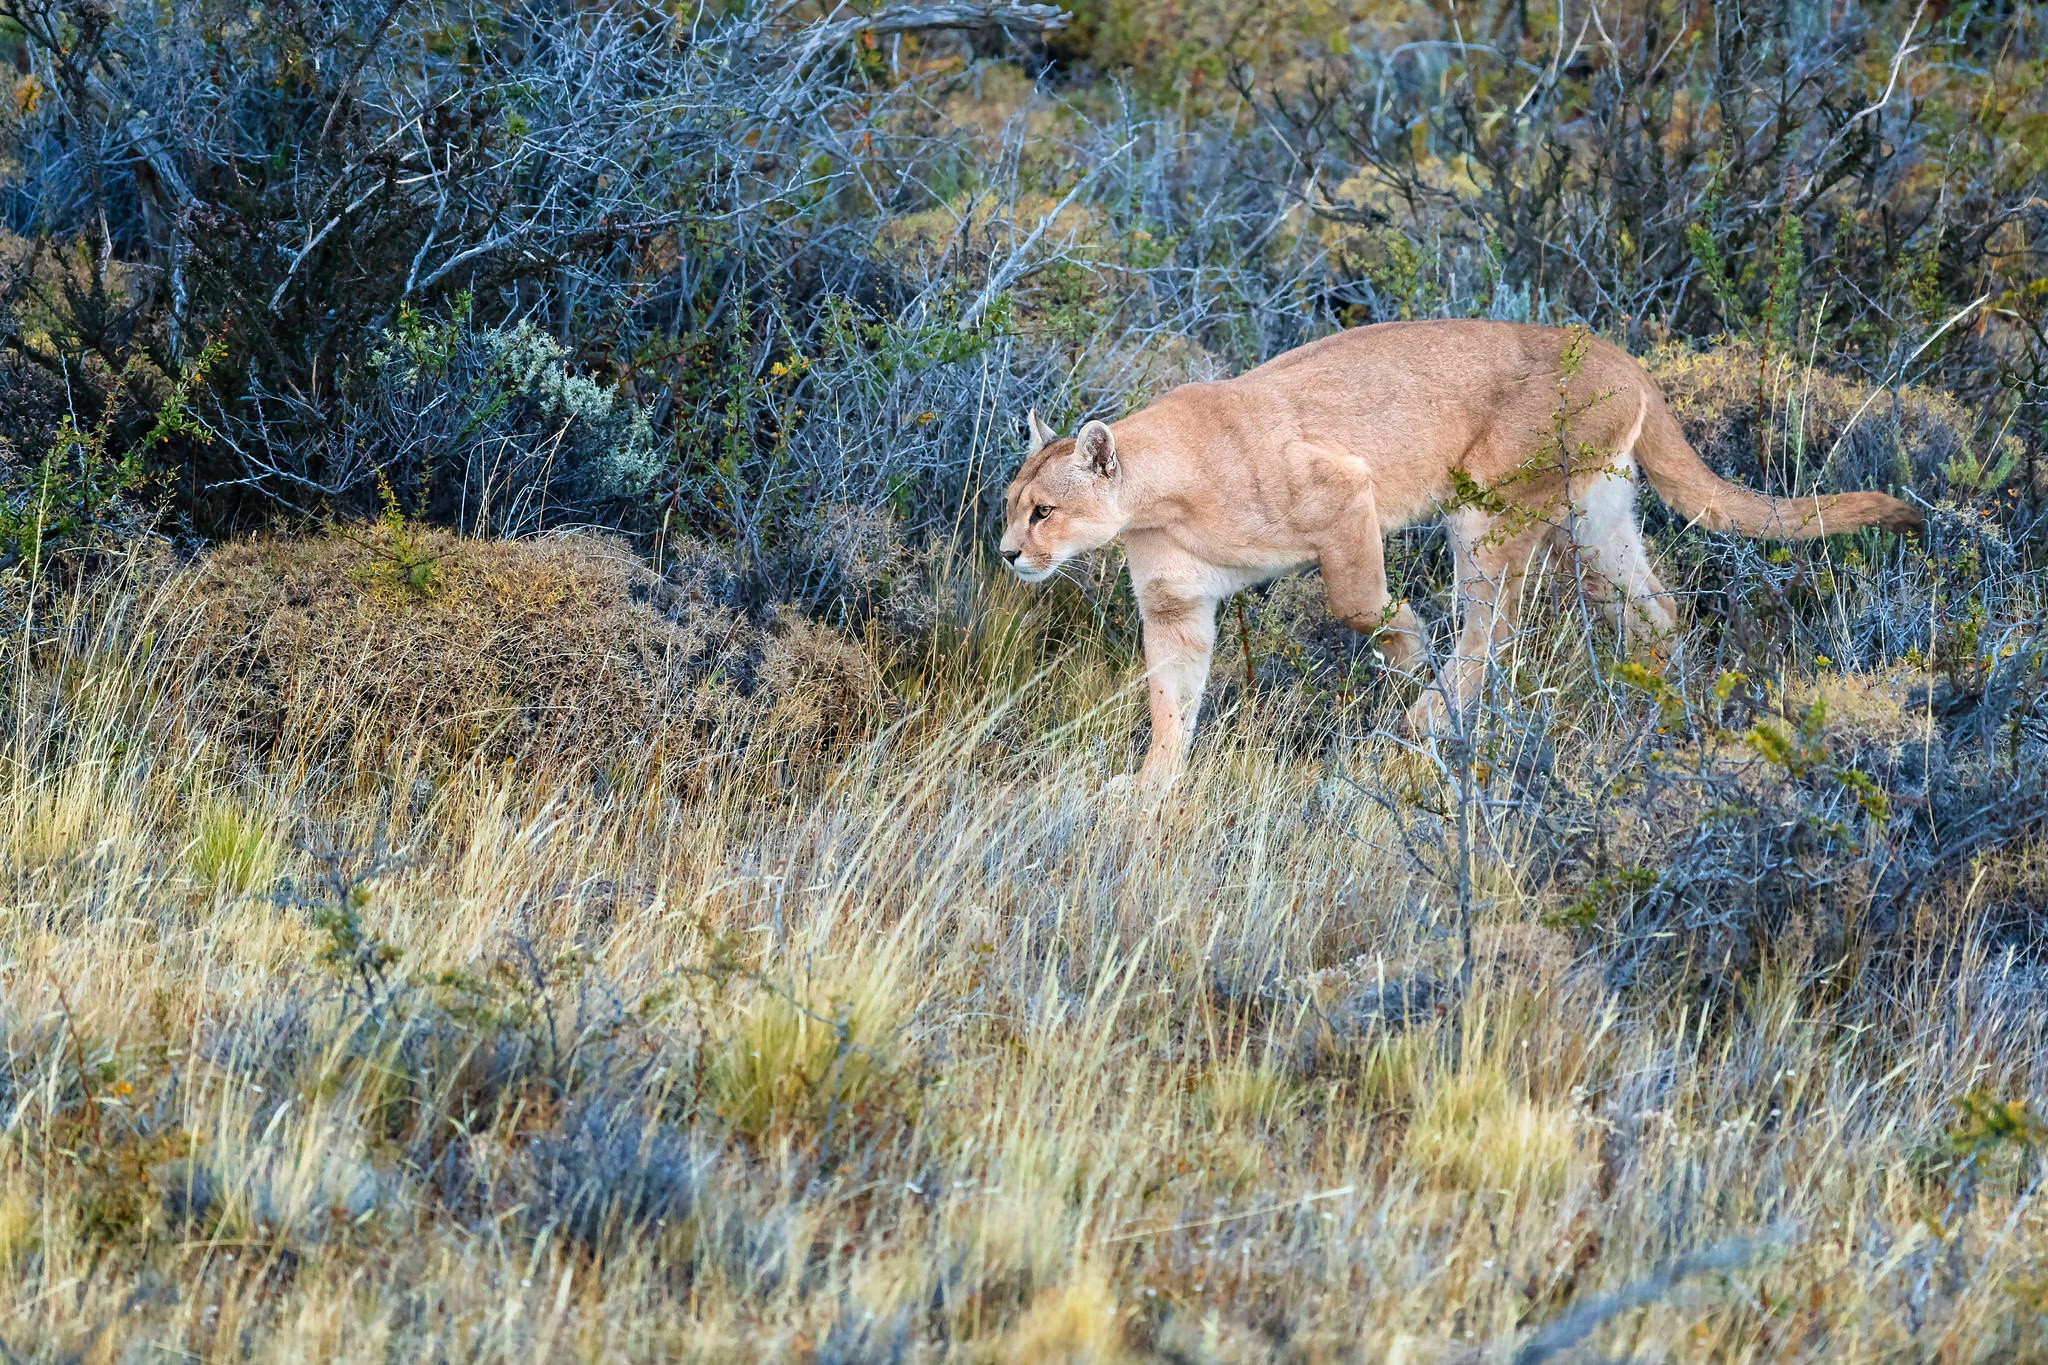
432,944,604,1091
0,341,220,571
374,296,471,378
1687,188,1772,323
1711,669,1750,710
1942,439,2022,503
1743,698,1889,826
1615,660,1685,728
313,882,402,1003
338,469,449,600
1765,211,1805,353
1686,226,1742,331
1950,1088,2047,1159
1444,467,1509,517
1544,865,1657,930
1741,698,1829,778
1930,590,1993,698
1361,230,1436,321
293,832,408,1010
1557,324,1590,379
1039,260,1107,347
820,287,1013,383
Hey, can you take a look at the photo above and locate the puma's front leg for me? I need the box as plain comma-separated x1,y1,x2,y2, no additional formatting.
1134,586,1218,790
1319,494,1427,676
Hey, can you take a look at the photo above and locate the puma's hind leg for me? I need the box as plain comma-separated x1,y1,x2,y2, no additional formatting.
1565,463,1679,657
1403,511,1548,736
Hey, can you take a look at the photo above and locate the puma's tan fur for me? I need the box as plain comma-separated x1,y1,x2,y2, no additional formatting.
999,320,1921,788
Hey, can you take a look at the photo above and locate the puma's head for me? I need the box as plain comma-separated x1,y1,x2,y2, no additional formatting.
999,411,1125,583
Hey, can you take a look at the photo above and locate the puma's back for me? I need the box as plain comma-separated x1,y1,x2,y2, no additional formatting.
1108,321,1919,543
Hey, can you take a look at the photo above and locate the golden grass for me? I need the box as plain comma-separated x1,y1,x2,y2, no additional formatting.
1,534,2045,1361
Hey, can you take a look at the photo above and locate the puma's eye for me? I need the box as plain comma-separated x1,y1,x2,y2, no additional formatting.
1031,504,1054,524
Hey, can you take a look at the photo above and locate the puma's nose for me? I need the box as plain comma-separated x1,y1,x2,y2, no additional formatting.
1002,548,1021,564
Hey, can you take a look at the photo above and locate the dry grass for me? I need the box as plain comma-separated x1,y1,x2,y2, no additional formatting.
2,531,2047,1362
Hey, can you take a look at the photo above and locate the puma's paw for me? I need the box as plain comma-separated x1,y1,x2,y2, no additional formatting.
1400,689,1455,739
1108,761,1183,797
1102,771,1179,814
1374,601,1430,676
1618,640,1684,685
1377,633,1429,678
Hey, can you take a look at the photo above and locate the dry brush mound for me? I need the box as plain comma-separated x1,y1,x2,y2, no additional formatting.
169,528,885,779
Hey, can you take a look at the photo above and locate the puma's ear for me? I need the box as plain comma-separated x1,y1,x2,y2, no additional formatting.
1027,408,1057,450
1076,420,1117,478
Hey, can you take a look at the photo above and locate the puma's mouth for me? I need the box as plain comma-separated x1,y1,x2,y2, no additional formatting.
1007,557,1056,584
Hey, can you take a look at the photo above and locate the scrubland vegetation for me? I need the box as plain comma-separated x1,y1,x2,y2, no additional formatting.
3,0,2048,1357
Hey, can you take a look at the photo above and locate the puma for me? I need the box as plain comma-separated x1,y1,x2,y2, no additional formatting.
998,320,1921,788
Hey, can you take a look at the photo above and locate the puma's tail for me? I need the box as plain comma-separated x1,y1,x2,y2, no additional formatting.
1633,390,1922,541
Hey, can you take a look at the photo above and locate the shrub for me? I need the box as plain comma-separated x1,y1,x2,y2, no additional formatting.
171,528,884,774
516,1098,705,1253
0,0,1074,544
273,316,666,536
1230,0,2048,461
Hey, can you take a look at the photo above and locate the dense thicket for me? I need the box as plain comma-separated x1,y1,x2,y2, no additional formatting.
3,0,2041,568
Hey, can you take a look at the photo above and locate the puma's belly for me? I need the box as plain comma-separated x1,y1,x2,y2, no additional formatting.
1211,552,1317,595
